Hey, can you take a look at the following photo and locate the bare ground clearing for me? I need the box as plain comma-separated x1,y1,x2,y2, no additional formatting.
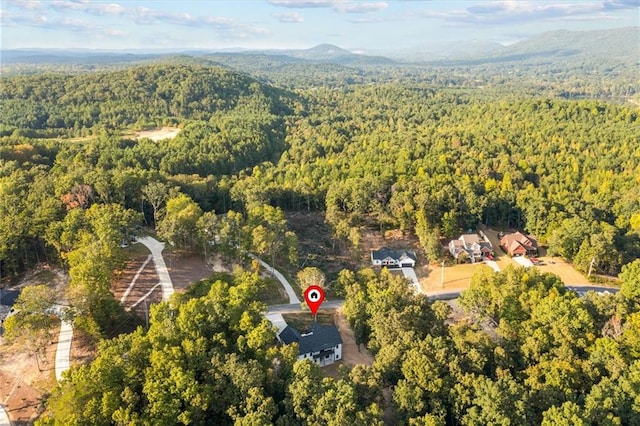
131,127,180,141
112,251,162,316
0,329,58,424
165,251,214,291
0,264,68,425
333,308,373,367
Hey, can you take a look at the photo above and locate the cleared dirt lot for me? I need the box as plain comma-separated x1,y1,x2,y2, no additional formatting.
333,308,373,367
165,251,214,291
112,246,163,316
132,126,181,141
0,265,68,424
0,329,57,424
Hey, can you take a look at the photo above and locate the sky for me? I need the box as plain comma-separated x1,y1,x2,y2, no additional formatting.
1,0,638,51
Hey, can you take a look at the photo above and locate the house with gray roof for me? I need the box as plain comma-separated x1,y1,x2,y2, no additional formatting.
370,247,417,268
278,322,343,367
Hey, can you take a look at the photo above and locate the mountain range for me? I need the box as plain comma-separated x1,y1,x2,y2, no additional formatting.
1,27,637,70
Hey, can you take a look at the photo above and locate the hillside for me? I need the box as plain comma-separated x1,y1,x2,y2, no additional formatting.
496,26,638,64
0,64,294,131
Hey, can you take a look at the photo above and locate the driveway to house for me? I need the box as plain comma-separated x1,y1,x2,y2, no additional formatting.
0,404,10,426
136,236,174,302
248,254,300,304
264,313,288,335
512,256,533,268
484,260,501,273
401,268,422,293
55,318,73,381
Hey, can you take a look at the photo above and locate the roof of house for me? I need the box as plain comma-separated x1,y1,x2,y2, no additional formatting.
479,242,493,251
371,247,417,262
460,234,480,246
0,290,20,307
501,232,537,253
279,322,343,355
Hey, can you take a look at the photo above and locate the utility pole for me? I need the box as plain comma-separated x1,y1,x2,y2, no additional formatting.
587,257,596,278
144,299,149,329
440,261,446,288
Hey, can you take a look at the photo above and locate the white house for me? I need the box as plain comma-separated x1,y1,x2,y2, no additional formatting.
371,247,417,268
448,233,493,263
278,322,343,367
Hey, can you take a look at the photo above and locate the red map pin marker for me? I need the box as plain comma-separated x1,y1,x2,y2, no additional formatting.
304,285,325,317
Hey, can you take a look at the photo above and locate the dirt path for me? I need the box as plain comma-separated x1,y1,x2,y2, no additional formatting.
333,308,373,367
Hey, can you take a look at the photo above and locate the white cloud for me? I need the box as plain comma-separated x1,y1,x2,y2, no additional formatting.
6,0,42,10
269,0,335,8
419,1,638,25
274,11,305,23
270,0,388,14
335,2,388,14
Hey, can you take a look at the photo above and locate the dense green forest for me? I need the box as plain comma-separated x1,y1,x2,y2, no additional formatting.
2,64,638,279
35,265,640,424
1,55,639,424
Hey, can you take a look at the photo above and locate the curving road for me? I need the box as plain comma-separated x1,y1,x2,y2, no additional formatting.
248,254,300,304
136,236,175,302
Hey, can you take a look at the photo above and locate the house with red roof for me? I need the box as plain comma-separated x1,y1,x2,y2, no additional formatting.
500,232,538,257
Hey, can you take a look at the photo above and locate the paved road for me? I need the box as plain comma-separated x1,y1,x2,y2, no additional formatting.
266,299,343,314
264,284,620,315
248,254,300,304
566,285,619,295
136,236,175,302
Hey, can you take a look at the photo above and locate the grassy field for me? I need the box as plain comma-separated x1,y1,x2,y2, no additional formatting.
535,256,590,285
422,263,495,293
282,310,335,332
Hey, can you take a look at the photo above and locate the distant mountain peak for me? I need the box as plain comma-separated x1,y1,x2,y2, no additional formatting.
306,44,353,56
